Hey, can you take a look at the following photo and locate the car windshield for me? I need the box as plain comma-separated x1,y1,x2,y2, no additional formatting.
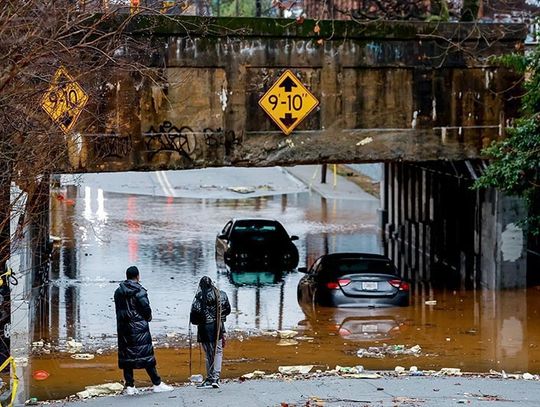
323,258,396,275
230,221,287,240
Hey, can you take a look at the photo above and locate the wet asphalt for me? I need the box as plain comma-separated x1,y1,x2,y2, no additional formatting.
59,376,540,406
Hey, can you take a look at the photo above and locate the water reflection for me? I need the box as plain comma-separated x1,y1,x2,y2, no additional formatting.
299,303,409,342
227,270,284,287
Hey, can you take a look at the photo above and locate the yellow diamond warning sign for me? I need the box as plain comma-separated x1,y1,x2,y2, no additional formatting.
258,70,319,136
41,67,89,134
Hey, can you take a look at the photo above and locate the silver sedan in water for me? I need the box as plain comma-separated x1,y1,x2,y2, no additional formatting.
297,253,410,308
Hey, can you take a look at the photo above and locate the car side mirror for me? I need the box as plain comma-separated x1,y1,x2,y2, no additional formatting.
298,267,308,273
290,235,299,241
218,233,228,240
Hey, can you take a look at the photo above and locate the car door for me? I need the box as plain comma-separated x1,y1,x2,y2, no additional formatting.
216,220,233,264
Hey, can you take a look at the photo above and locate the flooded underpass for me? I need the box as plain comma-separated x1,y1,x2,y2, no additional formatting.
21,168,540,401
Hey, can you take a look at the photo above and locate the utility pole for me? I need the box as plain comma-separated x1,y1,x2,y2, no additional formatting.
321,164,327,184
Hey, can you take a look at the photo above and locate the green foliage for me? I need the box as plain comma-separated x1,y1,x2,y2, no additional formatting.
212,0,274,17
475,47,540,233
428,0,450,22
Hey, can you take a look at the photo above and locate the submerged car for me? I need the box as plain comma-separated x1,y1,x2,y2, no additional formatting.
297,253,410,307
216,218,299,271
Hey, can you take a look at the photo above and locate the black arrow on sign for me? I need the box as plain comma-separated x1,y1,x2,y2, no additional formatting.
280,113,297,128
279,76,297,92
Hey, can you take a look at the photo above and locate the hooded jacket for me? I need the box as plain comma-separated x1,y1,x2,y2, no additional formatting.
114,280,156,369
190,283,231,343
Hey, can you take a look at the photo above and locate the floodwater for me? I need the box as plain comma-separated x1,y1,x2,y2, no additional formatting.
24,170,540,401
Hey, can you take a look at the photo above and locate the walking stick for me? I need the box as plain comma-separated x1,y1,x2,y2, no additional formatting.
188,322,192,377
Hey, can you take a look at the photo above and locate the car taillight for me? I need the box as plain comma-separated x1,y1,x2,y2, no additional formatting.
326,279,351,289
389,279,410,291
339,327,351,337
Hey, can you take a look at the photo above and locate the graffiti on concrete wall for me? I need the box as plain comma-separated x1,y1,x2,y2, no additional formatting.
143,121,240,160
143,121,197,160
90,133,133,159
203,127,240,156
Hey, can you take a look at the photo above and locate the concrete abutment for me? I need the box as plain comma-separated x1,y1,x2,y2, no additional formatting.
382,161,528,289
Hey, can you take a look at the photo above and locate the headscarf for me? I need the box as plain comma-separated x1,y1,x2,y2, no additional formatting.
196,276,218,307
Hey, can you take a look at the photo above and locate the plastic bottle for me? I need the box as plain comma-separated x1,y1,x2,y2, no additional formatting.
189,374,203,384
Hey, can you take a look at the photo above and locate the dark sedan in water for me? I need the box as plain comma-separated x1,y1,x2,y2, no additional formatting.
297,253,410,307
216,218,299,271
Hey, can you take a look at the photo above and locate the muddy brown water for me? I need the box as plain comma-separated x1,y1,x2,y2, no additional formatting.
29,288,540,401
22,175,540,401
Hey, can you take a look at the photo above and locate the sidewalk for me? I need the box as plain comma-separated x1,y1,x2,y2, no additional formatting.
284,165,377,201
59,376,540,407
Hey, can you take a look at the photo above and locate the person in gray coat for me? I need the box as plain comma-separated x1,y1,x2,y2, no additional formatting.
190,276,231,389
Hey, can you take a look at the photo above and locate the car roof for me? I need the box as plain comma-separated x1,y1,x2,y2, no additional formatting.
232,218,278,224
319,252,392,262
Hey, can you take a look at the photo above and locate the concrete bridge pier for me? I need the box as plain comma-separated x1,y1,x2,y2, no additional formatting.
382,161,527,289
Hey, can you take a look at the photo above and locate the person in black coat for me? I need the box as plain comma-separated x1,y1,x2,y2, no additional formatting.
114,266,173,394
190,276,231,389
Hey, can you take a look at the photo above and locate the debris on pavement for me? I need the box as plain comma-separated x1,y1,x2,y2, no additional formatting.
463,392,506,401
300,396,372,405
241,370,266,379
393,396,425,403
488,369,521,379
76,382,124,399
278,365,313,375
333,365,379,378
189,374,203,383
342,373,381,379
435,368,462,376
425,300,437,305
336,365,364,374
